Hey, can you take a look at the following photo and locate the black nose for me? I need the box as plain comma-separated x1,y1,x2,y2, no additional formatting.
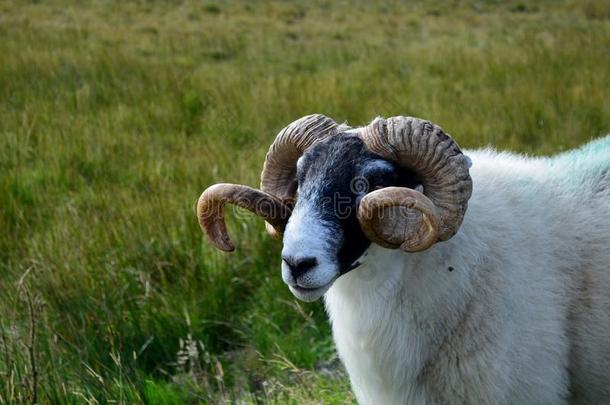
283,256,318,279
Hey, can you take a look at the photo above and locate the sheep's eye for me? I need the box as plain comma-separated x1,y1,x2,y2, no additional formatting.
365,176,391,192
362,162,396,191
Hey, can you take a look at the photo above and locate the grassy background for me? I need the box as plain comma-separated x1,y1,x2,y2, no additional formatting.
1,0,609,403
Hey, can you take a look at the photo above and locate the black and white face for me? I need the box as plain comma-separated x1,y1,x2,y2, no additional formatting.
281,134,421,301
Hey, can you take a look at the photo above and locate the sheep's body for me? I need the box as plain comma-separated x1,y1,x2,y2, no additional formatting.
325,136,610,405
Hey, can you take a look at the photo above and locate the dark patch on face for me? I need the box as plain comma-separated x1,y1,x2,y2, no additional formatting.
295,134,421,274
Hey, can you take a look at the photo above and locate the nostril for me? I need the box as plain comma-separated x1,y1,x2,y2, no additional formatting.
283,256,318,279
295,257,317,273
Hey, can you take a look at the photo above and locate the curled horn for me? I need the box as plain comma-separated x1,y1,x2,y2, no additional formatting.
260,114,343,238
197,184,291,252
358,117,472,251
197,114,342,252
358,187,440,252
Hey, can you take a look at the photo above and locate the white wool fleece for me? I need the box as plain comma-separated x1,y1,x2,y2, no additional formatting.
325,136,610,405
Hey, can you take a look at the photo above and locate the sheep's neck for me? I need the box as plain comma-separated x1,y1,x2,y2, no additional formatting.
324,244,477,403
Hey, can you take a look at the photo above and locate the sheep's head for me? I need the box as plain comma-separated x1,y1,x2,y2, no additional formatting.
197,115,472,301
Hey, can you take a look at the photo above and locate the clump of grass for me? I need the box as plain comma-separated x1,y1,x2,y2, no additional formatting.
0,0,608,402
203,3,222,15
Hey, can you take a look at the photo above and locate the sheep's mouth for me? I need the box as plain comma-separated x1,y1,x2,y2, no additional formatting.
292,284,319,292
288,279,337,302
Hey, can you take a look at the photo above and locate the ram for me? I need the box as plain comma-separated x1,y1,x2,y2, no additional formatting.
197,114,610,404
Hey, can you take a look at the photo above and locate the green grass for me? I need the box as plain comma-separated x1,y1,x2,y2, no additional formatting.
0,0,608,403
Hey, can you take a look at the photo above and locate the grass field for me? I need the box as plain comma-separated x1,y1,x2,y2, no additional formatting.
1,0,609,403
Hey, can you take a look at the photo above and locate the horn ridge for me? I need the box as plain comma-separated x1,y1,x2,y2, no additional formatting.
259,114,342,237
359,116,472,247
